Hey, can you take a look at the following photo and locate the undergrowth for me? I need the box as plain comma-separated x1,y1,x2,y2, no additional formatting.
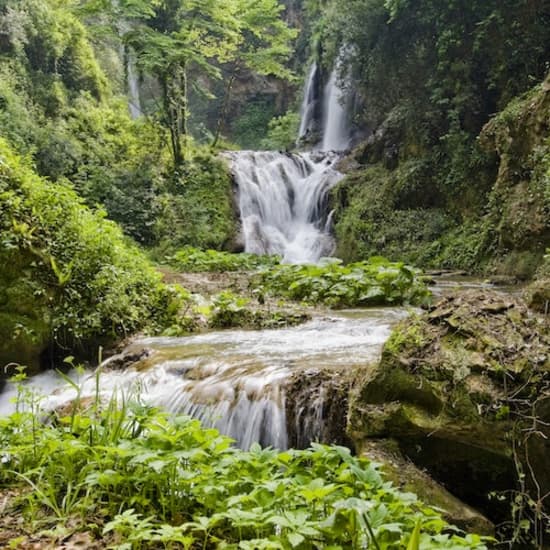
252,258,430,308
0,375,489,549
168,247,281,273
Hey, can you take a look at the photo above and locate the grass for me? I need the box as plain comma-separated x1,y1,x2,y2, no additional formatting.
0,373,490,549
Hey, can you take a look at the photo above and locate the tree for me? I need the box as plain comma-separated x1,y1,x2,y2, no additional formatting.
109,0,241,166
211,0,297,147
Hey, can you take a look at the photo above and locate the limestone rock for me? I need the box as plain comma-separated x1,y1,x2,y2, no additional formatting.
349,289,550,525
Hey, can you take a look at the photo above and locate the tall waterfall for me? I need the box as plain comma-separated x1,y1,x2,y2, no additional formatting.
321,66,351,151
297,63,320,144
226,151,343,264
126,48,142,119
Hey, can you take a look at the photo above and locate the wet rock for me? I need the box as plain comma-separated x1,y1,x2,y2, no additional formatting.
349,289,550,527
487,275,518,286
525,277,550,314
103,348,155,371
359,439,494,536
285,367,356,449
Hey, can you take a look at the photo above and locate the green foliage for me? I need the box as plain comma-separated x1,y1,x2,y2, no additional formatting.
38,95,166,245
231,97,277,149
332,165,459,267
153,152,238,254
0,1,242,250
0,0,171,246
0,391,490,549
169,246,280,272
0,0,107,102
421,222,489,272
210,0,297,147
316,0,549,275
107,0,295,164
262,110,301,151
253,258,430,308
207,290,252,328
0,139,183,359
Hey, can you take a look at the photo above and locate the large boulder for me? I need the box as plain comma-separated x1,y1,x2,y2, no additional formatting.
349,289,550,530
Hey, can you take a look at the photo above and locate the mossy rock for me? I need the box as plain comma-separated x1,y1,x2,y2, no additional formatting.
358,439,494,536
0,258,51,375
525,277,550,314
479,73,550,272
285,367,357,449
349,289,550,524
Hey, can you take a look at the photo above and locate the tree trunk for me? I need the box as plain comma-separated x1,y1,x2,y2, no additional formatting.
212,66,237,148
162,63,189,169
161,74,183,167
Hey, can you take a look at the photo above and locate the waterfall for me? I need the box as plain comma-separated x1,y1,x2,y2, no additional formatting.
297,63,320,144
126,48,142,119
226,151,343,264
0,311,408,450
321,60,352,151
114,0,142,119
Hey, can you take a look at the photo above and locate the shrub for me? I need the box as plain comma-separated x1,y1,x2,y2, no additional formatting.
0,139,183,363
253,257,430,308
154,153,238,254
0,391,490,549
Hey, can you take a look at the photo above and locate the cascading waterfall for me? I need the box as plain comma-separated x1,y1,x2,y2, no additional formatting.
320,47,353,152
0,311,407,450
226,151,343,264
226,50,353,264
297,63,321,144
321,66,352,152
114,1,142,119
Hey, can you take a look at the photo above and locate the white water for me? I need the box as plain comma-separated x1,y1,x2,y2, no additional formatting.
0,310,408,449
321,65,351,152
227,151,343,264
127,49,142,119
297,63,319,143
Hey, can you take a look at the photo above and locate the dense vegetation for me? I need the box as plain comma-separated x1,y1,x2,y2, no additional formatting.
253,258,429,307
299,0,550,277
0,139,185,370
0,0,548,546
0,0,292,251
169,247,280,273
0,384,490,549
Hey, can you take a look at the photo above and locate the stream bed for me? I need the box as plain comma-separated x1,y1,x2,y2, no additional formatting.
0,307,409,449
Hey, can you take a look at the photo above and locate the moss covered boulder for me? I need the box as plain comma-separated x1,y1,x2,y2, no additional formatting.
349,289,550,529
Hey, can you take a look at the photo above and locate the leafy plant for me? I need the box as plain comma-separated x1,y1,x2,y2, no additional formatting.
207,291,252,328
261,111,301,151
0,387,490,549
169,246,280,272
253,257,430,308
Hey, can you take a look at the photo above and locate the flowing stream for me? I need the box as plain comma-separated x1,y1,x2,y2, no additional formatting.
0,309,408,449
0,52,382,451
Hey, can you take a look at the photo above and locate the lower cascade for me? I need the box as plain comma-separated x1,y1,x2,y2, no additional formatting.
226,150,343,264
0,310,407,450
